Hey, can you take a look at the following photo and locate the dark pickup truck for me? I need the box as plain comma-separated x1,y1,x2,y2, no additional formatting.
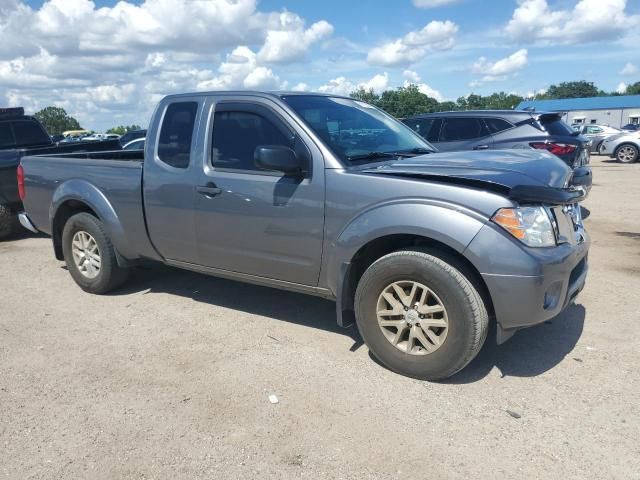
20,92,590,380
0,107,119,239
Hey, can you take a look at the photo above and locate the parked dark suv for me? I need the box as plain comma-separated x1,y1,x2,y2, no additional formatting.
403,110,590,168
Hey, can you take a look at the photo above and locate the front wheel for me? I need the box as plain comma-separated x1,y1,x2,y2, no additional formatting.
62,212,128,293
355,250,488,381
615,143,639,163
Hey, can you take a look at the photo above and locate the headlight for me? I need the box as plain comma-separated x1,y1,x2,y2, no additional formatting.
492,206,556,247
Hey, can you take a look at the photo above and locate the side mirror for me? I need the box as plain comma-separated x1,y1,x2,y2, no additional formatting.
255,145,302,175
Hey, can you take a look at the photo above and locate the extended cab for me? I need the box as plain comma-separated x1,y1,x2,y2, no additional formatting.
0,107,120,239
19,92,590,380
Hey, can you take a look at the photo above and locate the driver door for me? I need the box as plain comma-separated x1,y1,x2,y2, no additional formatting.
193,99,325,286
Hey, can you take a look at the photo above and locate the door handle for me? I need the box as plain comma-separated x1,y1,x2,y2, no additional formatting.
196,183,222,197
473,144,489,150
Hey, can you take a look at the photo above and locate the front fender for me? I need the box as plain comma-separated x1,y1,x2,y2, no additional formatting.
50,179,137,260
323,200,488,297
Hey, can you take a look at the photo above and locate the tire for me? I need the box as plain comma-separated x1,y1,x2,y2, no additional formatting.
61,212,128,293
355,249,488,381
615,143,639,163
0,204,14,240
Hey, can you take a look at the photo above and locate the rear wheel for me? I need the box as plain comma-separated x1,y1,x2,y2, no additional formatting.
355,249,488,381
615,143,639,163
0,204,14,240
62,212,128,293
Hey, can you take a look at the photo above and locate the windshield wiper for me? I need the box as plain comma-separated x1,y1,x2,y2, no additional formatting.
347,148,431,162
347,151,404,162
394,147,433,155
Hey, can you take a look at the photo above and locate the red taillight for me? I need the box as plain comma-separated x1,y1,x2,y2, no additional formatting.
529,142,577,156
17,164,25,201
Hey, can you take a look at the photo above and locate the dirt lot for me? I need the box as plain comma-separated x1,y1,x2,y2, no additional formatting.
1,155,639,479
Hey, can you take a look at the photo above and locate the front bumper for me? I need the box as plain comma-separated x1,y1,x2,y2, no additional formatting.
465,223,590,343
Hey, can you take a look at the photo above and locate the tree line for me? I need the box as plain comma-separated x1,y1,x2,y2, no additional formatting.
351,80,640,118
32,106,141,136
29,79,640,135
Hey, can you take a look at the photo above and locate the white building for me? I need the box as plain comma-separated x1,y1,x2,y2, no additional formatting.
517,95,640,128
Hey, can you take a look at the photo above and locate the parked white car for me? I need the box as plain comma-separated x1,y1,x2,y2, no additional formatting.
82,133,120,141
600,132,640,163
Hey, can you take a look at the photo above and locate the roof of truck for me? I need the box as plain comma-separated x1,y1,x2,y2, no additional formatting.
163,91,352,101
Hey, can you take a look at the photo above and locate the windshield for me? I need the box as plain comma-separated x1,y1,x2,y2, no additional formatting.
281,95,435,165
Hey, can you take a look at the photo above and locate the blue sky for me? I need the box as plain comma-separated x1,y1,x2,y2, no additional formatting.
5,0,640,130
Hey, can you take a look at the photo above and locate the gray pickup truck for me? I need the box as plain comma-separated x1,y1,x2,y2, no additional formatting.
19,92,590,380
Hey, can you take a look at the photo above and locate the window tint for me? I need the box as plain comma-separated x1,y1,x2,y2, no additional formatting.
212,111,292,172
12,120,50,147
540,117,574,136
157,102,197,168
586,126,603,134
404,118,442,143
0,122,14,148
484,118,513,134
440,118,489,141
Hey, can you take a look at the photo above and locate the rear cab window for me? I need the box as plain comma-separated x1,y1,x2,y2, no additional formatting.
12,120,50,147
157,102,198,169
0,122,14,148
0,118,50,149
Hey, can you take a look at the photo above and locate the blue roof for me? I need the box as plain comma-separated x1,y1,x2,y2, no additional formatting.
516,95,640,112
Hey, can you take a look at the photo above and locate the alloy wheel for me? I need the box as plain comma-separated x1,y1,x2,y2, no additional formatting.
376,280,448,355
71,230,101,279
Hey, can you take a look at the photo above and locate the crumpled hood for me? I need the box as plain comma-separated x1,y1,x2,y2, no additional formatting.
361,149,572,190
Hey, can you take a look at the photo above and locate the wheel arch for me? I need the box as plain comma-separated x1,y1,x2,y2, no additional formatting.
50,180,134,264
326,202,494,328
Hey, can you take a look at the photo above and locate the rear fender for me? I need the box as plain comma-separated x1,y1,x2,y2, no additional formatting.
50,179,136,261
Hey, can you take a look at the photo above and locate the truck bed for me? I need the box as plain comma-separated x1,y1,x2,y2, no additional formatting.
20,152,155,261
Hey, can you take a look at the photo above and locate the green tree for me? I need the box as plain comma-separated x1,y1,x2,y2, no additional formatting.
33,106,82,135
375,84,440,118
625,81,640,95
350,87,380,104
540,81,601,99
106,124,143,135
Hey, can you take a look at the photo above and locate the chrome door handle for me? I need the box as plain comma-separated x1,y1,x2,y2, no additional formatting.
474,144,489,150
196,183,222,197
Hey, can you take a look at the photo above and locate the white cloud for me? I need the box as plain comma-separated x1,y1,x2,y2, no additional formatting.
0,0,333,130
403,70,421,83
257,14,333,63
291,82,309,92
196,46,284,91
616,82,628,94
412,0,462,8
367,20,458,66
318,72,390,96
359,72,390,93
318,77,355,96
471,49,528,83
505,0,640,45
620,62,638,76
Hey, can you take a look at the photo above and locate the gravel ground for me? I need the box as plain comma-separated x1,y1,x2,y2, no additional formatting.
1,155,639,479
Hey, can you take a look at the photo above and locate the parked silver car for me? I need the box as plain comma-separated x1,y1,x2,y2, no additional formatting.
573,124,622,153
600,132,640,163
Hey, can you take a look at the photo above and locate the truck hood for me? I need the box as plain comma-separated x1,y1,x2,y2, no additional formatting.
361,149,572,190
